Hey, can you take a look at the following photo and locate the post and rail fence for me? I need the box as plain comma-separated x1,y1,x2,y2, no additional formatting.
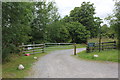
19,43,77,55
86,41,117,53
19,43,45,55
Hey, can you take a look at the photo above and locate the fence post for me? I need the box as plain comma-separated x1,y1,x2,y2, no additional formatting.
21,43,24,56
42,43,45,53
33,42,35,54
102,42,104,50
114,41,116,49
86,46,90,53
74,43,76,55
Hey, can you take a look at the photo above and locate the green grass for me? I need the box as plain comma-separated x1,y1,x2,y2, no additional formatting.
45,44,86,52
76,44,86,48
2,52,47,78
77,49,119,62
88,38,117,43
23,49,42,54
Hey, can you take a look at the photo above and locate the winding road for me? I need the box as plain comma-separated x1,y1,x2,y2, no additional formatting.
27,48,118,78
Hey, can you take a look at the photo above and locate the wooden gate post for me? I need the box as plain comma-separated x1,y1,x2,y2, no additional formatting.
42,43,45,53
74,43,76,55
114,41,116,49
102,42,104,50
20,43,24,56
32,42,35,54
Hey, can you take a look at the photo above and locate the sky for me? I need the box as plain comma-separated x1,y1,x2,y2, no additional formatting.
54,0,115,25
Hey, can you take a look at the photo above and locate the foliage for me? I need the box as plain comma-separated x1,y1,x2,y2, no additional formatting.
105,1,120,49
114,1,120,49
30,1,60,43
65,22,90,43
46,21,70,43
101,24,116,38
2,2,34,62
94,17,103,38
68,2,102,38
30,2,49,43
2,1,60,62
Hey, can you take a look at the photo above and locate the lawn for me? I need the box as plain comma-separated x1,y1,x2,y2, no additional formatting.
77,49,119,62
2,53,47,78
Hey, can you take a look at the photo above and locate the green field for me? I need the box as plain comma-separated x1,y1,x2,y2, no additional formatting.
77,49,119,62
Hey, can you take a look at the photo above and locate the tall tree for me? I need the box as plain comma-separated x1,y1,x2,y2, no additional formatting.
46,21,70,43
69,2,101,38
106,1,120,49
114,1,120,49
30,2,48,43
30,1,60,43
2,2,34,62
94,17,103,38
65,22,90,43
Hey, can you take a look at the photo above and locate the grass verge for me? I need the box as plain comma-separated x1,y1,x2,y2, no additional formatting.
2,53,47,78
77,49,119,62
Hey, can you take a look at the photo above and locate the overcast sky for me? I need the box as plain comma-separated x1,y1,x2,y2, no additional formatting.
54,0,115,25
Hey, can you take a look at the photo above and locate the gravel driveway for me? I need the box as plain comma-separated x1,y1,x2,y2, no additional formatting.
27,48,118,78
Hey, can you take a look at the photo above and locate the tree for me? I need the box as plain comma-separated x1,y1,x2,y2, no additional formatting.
66,22,90,43
101,24,109,37
105,1,120,49
2,2,34,62
101,24,116,38
2,1,61,62
30,2,48,43
114,1,120,49
30,1,60,43
69,2,99,38
46,21,70,43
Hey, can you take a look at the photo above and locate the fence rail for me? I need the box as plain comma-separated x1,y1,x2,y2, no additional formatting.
20,43,77,55
86,41,117,53
45,43,74,45
20,43,44,54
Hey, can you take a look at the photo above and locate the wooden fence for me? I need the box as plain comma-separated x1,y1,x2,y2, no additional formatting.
20,43,77,55
86,41,117,53
19,43,44,54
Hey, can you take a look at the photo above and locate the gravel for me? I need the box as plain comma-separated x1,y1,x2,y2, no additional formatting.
27,48,118,78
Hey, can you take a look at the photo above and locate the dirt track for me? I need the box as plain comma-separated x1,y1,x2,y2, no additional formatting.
27,48,118,78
